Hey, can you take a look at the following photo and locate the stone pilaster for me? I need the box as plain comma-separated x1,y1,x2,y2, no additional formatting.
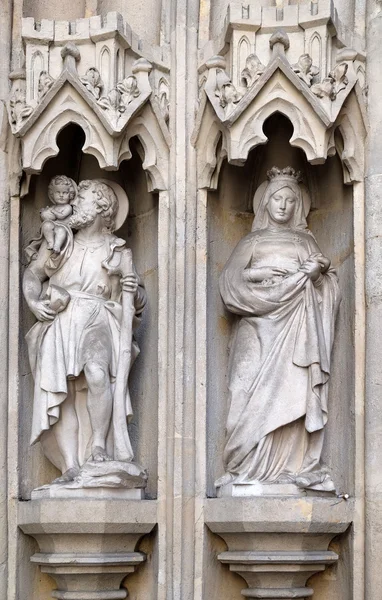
366,2,382,598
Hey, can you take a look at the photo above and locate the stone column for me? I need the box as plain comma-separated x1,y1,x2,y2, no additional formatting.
165,0,199,597
365,1,382,598
0,0,12,596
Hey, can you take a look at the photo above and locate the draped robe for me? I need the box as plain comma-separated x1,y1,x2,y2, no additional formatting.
26,232,146,472
218,228,340,490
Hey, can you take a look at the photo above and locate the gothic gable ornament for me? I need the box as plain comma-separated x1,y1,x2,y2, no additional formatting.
6,12,170,190
194,0,367,188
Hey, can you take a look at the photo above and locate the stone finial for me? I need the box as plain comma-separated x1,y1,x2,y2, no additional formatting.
9,68,26,82
132,58,153,74
336,48,357,63
269,29,290,56
61,43,81,71
206,55,227,70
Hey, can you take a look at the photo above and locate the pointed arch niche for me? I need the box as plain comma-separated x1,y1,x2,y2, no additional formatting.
18,123,159,500
198,112,358,600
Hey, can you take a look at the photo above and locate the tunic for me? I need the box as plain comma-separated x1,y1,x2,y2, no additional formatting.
26,233,146,470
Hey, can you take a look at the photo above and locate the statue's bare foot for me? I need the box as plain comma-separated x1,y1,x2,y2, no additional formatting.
214,472,235,488
91,446,113,462
52,466,80,484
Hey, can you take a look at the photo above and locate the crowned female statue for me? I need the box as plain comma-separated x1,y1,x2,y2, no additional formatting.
215,167,341,496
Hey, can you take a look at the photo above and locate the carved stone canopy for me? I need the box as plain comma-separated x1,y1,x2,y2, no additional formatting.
194,1,367,189
7,12,171,192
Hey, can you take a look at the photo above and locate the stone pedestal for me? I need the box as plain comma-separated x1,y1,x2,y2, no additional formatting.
218,549,338,599
217,482,305,498
18,499,157,600
205,497,352,600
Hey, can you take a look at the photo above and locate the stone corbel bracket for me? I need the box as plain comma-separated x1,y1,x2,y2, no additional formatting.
18,498,157,600
193,0,367,189
205,497,353,600
6,13,170,191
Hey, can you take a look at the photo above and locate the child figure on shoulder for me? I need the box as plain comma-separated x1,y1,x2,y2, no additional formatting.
41,175,76,254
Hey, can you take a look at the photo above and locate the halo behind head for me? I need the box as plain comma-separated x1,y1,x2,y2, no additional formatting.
98,179,129,231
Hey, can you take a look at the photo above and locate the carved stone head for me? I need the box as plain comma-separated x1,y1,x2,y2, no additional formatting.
70,180,118,231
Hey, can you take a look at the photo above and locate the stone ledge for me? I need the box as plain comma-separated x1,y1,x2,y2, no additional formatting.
18,499,157,600
204,496,354,533
18,498,158,534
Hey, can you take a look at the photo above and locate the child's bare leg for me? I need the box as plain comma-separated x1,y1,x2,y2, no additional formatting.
53,227,67,254
41,221,55,250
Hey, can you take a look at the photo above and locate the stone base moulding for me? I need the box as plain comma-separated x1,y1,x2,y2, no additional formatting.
18,499,157,600
218,550,338,599
31,551,145,600
205,497,353,600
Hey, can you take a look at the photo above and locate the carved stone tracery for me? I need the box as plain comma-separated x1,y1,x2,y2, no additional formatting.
194,2,366,187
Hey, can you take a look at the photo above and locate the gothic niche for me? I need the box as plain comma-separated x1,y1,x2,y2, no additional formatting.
207,114,355,501
20,124,159,500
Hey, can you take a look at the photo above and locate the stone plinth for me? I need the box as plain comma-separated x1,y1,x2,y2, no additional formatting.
205,497,352,600
18,499,157,600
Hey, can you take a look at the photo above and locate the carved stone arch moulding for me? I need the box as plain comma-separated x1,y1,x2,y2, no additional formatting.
7,12,170,191
194,2,367,189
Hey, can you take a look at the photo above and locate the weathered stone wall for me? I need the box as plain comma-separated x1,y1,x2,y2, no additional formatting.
0,1,378,599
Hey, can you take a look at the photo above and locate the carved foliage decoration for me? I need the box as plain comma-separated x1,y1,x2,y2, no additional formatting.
292,54,319,87
157,77,170,123
7,70,33,131
80,67,104,99
241,54,265,88
38,71,55,100
194,7,367,187
312,63,349,100
98,76,140,121
8,14,170,191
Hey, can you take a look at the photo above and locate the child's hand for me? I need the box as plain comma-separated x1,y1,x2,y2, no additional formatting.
40,207,56,221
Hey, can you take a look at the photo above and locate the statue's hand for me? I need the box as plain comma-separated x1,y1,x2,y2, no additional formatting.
121,273,139,294
40,207,56,221
244,266,288,282
299,257,322,281
29,300,57,321
314,253,330,273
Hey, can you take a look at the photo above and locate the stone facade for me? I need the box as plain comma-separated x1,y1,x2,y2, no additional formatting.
0,0,379,599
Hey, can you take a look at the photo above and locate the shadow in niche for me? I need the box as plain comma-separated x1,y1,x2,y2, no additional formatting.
206,112,355,503
19,123,158,499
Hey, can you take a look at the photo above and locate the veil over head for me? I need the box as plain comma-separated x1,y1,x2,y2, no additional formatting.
251,167,309,232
